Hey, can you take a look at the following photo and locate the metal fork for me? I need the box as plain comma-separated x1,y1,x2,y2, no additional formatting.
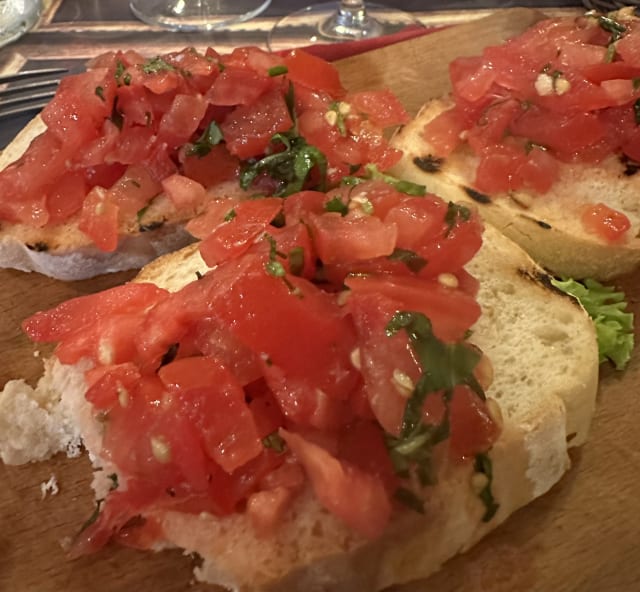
0,67,67,120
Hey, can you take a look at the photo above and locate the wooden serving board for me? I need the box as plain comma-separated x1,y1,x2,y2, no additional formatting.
2,8,640,592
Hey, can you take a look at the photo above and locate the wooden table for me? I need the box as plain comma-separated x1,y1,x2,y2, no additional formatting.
1,7,639,592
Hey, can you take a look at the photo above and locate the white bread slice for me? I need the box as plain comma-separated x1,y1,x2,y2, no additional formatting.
0,225,599,590
0,116,248,281
390,98,640,281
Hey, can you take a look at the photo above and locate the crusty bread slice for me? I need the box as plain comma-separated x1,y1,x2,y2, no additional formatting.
0,116,248,281
390,98,640,281
0,224,598,590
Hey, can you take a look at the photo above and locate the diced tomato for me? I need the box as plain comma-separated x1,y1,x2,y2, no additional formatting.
348,89,409,127
247,487,293,537
161,174,206,210
158,357,263,473
615,28,640,66
198,197,284,266
450,55,497,103
41,68,115,148
345,274,481,343
346,291,421,435
45,172,88,225
157,93,208,148
581,202,631,242
309,212,398,265
280,429,391,539
448,385,498,460
207,66,272,106
179,144,240,188
105,125,155,165
282,49,345,96
221,88,293,159
78,186,120,252
106,164,162,217
23,282,168,342
421,107,466,157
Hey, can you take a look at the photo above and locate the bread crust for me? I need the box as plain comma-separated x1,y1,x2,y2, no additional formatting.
390,98,640,281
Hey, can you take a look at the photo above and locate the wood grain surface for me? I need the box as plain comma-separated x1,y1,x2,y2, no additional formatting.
2,9,640,592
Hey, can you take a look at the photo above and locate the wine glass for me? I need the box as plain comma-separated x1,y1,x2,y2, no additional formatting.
268,0,424,51
129,0,272,31
0,0,41,48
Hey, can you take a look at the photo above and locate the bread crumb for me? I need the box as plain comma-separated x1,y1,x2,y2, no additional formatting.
40,474,59,499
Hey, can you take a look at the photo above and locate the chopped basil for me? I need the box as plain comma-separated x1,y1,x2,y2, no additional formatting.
224,208,237,222
384,311,485,490
596,13,627,42
268,65,288,77
78,499,104,534
634,78,640,91
387,311,485,402
115,60,125,81
394,487,425,514
474,453,500,522
634,99,640,125
262,432,286,453
264,233,287,278
95,86,105,101
328,101,348,136
187,121,224,157
288,246,305,276
388,248,427,273
136,205,149,221
142,56,176,74
263,234,303,296
324,196,349,216
240,132,328,197
364,164,426,196
265,260,287,277
444,202,471,234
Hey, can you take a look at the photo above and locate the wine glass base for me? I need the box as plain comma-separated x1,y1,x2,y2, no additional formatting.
129,0,272,32
0,0,41,49
268,2,423,51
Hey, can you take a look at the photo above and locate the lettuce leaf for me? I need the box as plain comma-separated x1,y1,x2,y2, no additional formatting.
551,277,634,370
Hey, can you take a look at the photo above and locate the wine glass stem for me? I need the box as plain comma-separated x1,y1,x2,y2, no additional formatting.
320,0,382,39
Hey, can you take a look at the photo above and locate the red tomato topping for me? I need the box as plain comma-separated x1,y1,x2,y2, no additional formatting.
24,168,497,552
581,202,632,242
435,11,640,242
0,46,405,251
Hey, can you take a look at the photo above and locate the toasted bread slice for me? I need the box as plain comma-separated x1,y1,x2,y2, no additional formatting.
0,225,598,590
0,116,250,281
390,98,640,281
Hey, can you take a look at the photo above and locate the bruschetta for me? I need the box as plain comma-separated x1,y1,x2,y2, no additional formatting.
0,46,407,280
0,177,599,590
390,7,640,281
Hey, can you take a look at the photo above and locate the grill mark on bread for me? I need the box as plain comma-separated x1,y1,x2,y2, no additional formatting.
139,220,165,232
536,220,552,229
413,155,444,173
620,154,640,177
25,241,49,252
463,186,492,205
516,267,580,305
